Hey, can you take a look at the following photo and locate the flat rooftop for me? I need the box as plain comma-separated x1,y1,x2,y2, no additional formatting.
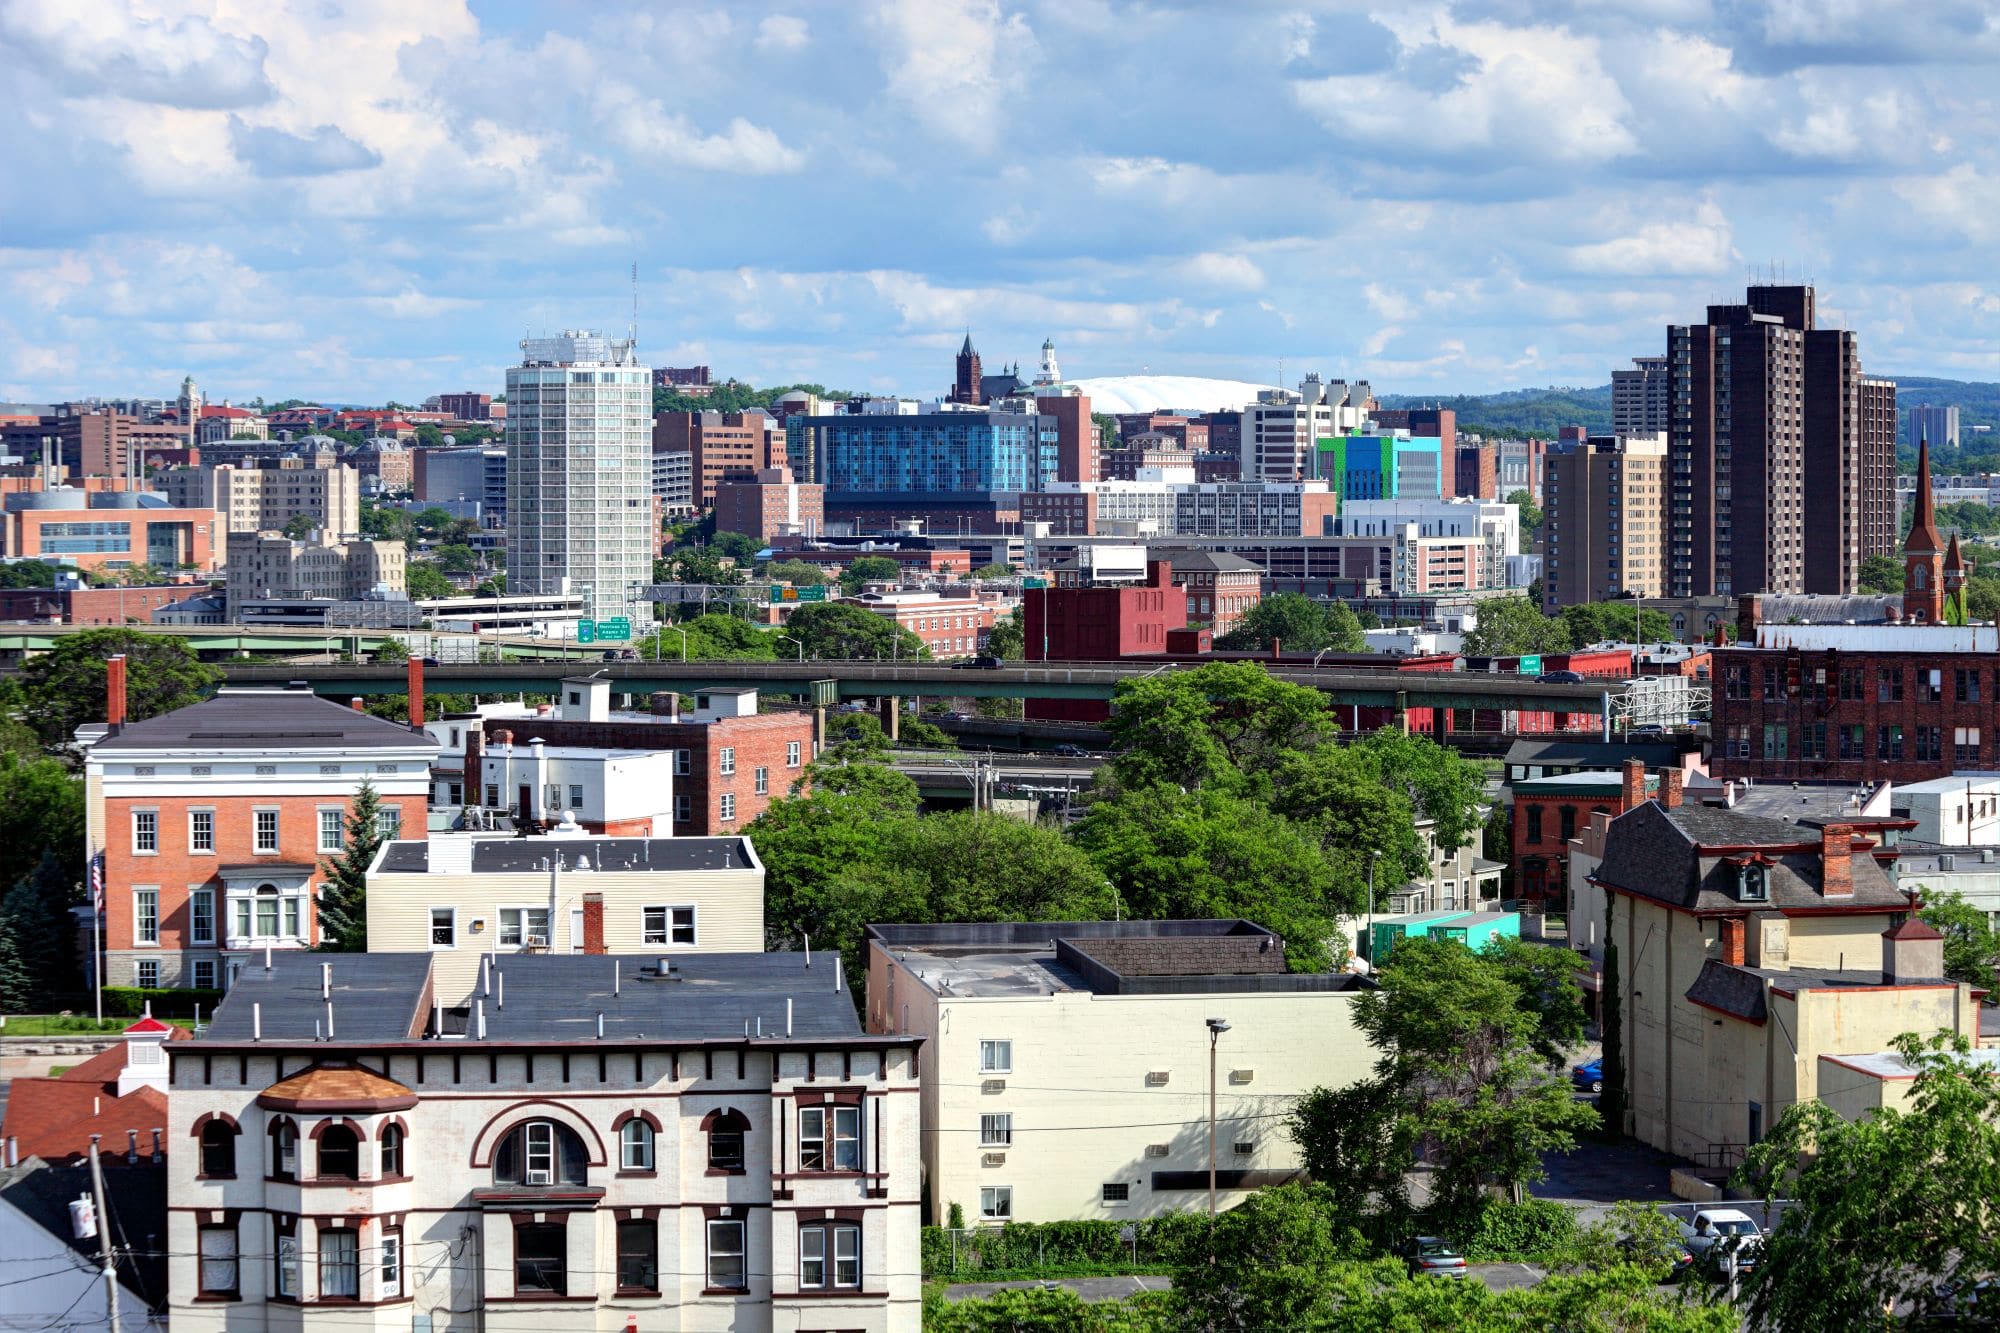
866,920,1374,999
195,951,875,1046
375,835,757,875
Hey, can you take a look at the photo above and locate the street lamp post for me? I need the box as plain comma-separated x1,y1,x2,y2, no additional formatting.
669,625,689,662
1206,1017,1231,1217
779,634,804,663
1366,850,1380,966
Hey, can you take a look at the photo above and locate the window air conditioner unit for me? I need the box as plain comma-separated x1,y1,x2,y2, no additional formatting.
1228,1069,1254,1085
982,1152,1006,1167
1144,1144,1170,1159
524,934,548,948
1233,1141,1255,1156
1144,1071,1170,1087
981,1079,1005,1094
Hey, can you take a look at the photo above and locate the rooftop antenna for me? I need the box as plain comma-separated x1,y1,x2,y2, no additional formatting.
629,261,639,347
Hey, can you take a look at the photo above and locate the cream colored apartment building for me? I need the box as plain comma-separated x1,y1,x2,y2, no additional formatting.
1592,798,1980,1161
159,455,363,540
1541,431,1668,611
366,831,765,1001
223,529,406,617
864,920,1375,1224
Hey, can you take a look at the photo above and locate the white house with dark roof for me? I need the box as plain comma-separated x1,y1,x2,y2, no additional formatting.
1591,797,1982,1164
166,950,920,1331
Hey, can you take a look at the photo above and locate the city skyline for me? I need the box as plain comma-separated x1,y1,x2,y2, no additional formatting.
5,1,2000,403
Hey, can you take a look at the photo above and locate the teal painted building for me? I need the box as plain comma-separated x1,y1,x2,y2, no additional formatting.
1312,433,1444,508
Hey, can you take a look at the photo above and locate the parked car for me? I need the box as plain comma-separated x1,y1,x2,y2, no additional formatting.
956,653,1005,669
1050,743,1089,758
1627,724,1668,738
1538,669,1586,684
1571,1058,1604,1094
1678,1209,1763,1275
1399,1236,1467,1279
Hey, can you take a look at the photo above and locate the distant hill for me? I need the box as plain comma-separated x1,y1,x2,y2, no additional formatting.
1379,376,2000,466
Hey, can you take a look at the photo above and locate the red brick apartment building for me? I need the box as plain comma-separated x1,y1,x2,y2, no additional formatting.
1711,443,1994,783
653,410,776,506
82,661,434,991
1511,759,1672,906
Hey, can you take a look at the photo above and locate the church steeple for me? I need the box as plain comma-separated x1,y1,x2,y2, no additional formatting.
1904,439,1945,623
952,332,983,405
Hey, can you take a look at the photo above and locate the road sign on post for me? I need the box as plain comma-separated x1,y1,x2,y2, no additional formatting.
599,618,632,641
769,585,828,604
1517,654,1542,675
576,620,596,644
1022,577,1049,589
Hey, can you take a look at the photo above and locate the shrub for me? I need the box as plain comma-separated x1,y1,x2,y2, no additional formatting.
100,987,224,1019
1454,1197,1581,1264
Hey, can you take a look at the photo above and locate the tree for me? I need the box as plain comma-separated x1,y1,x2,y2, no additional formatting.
785,602,927,660
373,639,410,664
1214,592,1333,651
474,574,507,597
21,628,223,750
658,546,746,587
986,607,1024,660
432,543,480,575
1334,729,1486,858
970,562,1014,580
413,506,457,535
1092,412,1119,451
1463,597,1572,657
281,514,318,540
1736,1031,2000,1331
841,555,902,593
1289,1081,1415,1220
1163,1184,1365,1330
647,613,778,661
0,560,62,590
1101,661,1332,794
0,851,77,1007
1323,600,1366,652
1917,886,1999,990
1335,936,1598,1217
925,1285,1168,1332
361,504,416,544
316,781,388,952
711,530,761,562
404,562,456,600
0,752,86,892
1506,488,1543,542
1857,553,1902,595
1482,936,1590,1069
118,562,166,587
1560,601,1674,646
764,559,829,587
1598,886,1626,1130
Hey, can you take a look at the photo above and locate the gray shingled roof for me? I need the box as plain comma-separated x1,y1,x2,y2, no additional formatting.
93,688,428,752
375,836,756,875
1593,800,1908,914
1685,959,1768,1022
1506,739,1686,769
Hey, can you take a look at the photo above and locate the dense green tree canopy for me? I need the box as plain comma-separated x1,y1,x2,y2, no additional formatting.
841,556,902,592
1103,661,1333,792
763,558,828,587
1857,553,1902,595
1917,886,1999,990
1560,601,1675,646
1214,592,1366,654
986,607,1024,660
784,602,926,660
21,628,222,750
710,530,762,562
1506,487,1543,541
0,560,63,590
403,562,456,600
1463,596,1573,657
646,612,779,661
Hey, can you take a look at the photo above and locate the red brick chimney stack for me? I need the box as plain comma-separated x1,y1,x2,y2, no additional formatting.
105,654,127,733
463,726,483,806
406,656,424,731
1662,768,1684,810
350,697,365,712
1620,758,1645,810
1720,917,1746,967
582,893,606,954
1821,823,1853,898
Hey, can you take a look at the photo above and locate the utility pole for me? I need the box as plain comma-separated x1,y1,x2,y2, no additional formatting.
88,1134,122,1333
1206,1017,1230,1217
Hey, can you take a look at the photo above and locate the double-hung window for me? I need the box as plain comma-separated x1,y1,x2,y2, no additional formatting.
136,958,159,988
617,1219,658,1292
380,1230,403,1298
274,1228,299,1298
525,1121,556,1185
318,1229,358,1299
132,809,157,854
499,907,551,948
198,1225,239,1297
787,741,802,767
980,1113,1013,1146
643,905,696,946
674,749,691,776
430,907,456,948
620,1118,655,1172
719,746,735,776
189,809,214,853
254,808,280,853
800,1105,861,1171
318,808,345,854
720,793,736,822
800,1222,861,1290
755,766,769,796
706,1219,746,1291
190,888,215,946
133,889,159,945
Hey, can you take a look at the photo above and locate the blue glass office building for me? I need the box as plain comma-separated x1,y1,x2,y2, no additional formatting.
812,411,1060,495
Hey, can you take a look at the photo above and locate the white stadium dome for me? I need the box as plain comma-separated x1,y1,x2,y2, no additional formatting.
1061,375,1278,416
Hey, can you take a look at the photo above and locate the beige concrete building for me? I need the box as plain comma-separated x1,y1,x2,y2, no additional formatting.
863,920,1376,1224
223,529,406,617
1541,432,1668,611
159,455,363,541
1593,797,1981,1163
366,832,765,1002
167,950,922,1332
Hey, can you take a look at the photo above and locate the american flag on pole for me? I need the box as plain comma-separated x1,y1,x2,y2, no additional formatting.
89,851,104,913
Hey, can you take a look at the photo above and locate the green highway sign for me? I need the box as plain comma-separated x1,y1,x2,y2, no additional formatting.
1022,577,1049,589
770,585,828,603
1517,654,1542,675
598,617,632,641
576,620,596,643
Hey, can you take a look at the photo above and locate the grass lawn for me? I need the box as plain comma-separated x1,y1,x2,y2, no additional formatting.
1,1015,198,1036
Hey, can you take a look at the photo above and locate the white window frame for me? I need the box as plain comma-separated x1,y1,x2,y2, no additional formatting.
787,741,802,768
276,1233,299,1298
133,888,159,946
499,906,552,949
380,1231,402,1297
980,1186,1012,1221
833,1223,860,1288
642,905,697,947
375,807,402,840
317,806,345,854
620,1119,655,1171
190,887,216,946
525,1121,555,1185
188,808,215,854
132,808,158,855
718,746,735,776
430,907,456,950
832,1104,861,1171
252,807,280,854
754,766,769,796
980,1113,1013,1147
135,959,160,989
979,1039,1012,1074
706,1218,746,1291
567,783,584,810
719,793,736,822
192,959,217,990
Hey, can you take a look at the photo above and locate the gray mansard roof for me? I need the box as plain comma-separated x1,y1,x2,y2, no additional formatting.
1593,800,1907,915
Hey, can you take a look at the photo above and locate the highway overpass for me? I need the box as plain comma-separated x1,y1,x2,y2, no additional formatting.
211,659,1631,718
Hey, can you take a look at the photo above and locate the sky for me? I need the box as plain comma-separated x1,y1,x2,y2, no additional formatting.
4,0,2000,406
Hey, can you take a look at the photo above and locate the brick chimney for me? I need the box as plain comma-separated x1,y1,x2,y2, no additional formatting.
1662,768,1684,810
350,696,365,712
1736,593,1761,645
1147,559,1173,589
1720,917,1746,967
650,691,680,720
463,726,483,806
1620,758,1646,810
1820,823,1853,898
582,892,606,955
406,655,424,730
106,654,127,733
1882,916,1945,983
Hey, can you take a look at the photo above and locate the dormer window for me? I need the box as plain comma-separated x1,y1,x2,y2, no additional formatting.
1734,862,1770,903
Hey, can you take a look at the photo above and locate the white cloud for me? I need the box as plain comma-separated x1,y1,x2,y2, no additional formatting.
1569,201,1738,276
755,14,809,52
1176,253,1266,292
868,0,1035,151
0,0,273,107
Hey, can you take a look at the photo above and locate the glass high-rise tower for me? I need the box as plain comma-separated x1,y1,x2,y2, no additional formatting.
505,331,654,629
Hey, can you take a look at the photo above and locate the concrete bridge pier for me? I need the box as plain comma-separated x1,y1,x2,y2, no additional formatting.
879,695,900,742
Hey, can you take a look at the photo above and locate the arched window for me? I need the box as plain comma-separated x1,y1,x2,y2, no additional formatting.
703,1108,750,1173
619,1118,654,1172
380,1123,405,1177
317,1124,360,1181
493,1120,588,1187
199,1119,237,1178
269,1119,298,1181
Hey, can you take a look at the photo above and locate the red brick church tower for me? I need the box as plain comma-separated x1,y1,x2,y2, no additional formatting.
1904,439,1944,624
952,332,982,405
